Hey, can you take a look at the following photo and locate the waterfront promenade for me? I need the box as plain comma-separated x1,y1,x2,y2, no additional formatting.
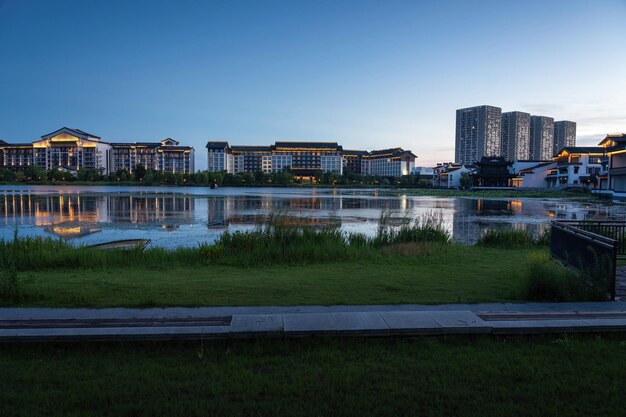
3,302,626,342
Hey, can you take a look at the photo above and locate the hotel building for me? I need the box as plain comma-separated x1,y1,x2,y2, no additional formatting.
206,141,416,177
0,127,195,174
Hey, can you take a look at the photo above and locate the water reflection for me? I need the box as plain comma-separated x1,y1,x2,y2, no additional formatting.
1,186,625,247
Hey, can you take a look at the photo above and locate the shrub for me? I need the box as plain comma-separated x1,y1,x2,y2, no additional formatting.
0,257,22,303
523,253,607,301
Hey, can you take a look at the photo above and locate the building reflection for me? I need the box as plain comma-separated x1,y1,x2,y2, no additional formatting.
0,192,194,238
206,195,416,230
106,194,194,225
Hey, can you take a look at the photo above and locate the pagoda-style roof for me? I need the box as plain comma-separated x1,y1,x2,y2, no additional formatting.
40,127,101,141
206,141,230,149
554,146,605,157
342,149,369,156
231,145,272,152
274,141,342,151
366,148,417,159
598,133,626,147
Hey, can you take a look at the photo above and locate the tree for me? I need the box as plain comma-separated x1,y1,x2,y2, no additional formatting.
459,172,473,189
134,164,147,181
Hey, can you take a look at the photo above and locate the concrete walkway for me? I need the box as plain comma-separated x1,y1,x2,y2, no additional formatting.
3,302,626,342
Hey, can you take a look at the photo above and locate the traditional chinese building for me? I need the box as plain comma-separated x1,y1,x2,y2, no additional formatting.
0,127,194,174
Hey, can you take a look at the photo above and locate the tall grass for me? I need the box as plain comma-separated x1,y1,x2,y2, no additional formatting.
477,228,549,249
372,211,451,247
1,211,453,270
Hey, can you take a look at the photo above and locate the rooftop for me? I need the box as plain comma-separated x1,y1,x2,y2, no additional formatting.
206,141,230,149
274,141,342,150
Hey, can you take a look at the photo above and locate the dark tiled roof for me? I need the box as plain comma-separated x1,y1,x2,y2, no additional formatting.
519,161,555,172
0,142,33,148
598,133,626,146
557,146,605,154
109,142,160,148
368,147,403,156
274,141,342,150
342,149,369,156
161,138,180,145
206,141,230,149
367,148,417,159
41,127,101,139
159,146,193,151
231,145,272,152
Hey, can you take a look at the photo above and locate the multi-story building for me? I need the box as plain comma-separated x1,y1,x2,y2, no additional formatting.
598,133,626,193
206,141,415,177
0,127,194,174
231,146,272,173
530,116,555,160
545,147,606,188
341,150,368,174
501,111,530,161
0,140,34,170
432,163,475,188
361,148,416,177
206,141,233,173
554,121,577,154
455,105,502,164
110,138,194,173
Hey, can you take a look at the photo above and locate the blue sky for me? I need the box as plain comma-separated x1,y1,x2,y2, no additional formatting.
1,0,625,168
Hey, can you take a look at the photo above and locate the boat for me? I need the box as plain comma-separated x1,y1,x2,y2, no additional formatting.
88,239,151,251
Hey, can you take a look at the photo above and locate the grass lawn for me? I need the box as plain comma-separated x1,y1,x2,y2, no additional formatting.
2,334,626,417
9,246,538,307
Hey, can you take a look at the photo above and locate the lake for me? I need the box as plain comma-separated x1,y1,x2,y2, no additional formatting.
1,185,624,248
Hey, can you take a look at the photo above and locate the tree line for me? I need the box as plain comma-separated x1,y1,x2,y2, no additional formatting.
0,165,432,187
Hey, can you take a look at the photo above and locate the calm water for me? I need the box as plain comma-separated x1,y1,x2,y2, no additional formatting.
1,185,624,248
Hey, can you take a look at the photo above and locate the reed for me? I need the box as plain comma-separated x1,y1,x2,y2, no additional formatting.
476,228,544,249
1,211,455,270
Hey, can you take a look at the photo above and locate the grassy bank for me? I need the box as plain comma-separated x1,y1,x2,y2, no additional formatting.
6,245,537,307
1,215,600,307
2,334,626,417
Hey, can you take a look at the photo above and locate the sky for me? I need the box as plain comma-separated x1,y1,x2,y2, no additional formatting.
0,0,625,169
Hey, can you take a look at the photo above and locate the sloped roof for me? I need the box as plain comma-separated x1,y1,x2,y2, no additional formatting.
556,146,605,155
160,138,180,145
206,141,230,149
231,145,272,152
519,161,556,173
41,127,101,140
274,141,342,150
342,149,369,156
598,133,626,147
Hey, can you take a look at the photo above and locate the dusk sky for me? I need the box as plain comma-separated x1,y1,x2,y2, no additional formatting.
1,0,625,168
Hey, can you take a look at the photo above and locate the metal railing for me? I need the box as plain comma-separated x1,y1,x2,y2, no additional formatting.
551,221,617,300
556,220,626,256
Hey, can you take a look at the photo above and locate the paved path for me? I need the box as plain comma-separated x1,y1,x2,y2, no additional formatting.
3,302,626,342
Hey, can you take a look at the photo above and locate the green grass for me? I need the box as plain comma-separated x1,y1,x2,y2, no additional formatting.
6,245,536,307
2,334,626,417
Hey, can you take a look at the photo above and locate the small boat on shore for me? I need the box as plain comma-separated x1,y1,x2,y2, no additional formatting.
88,239,151,251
